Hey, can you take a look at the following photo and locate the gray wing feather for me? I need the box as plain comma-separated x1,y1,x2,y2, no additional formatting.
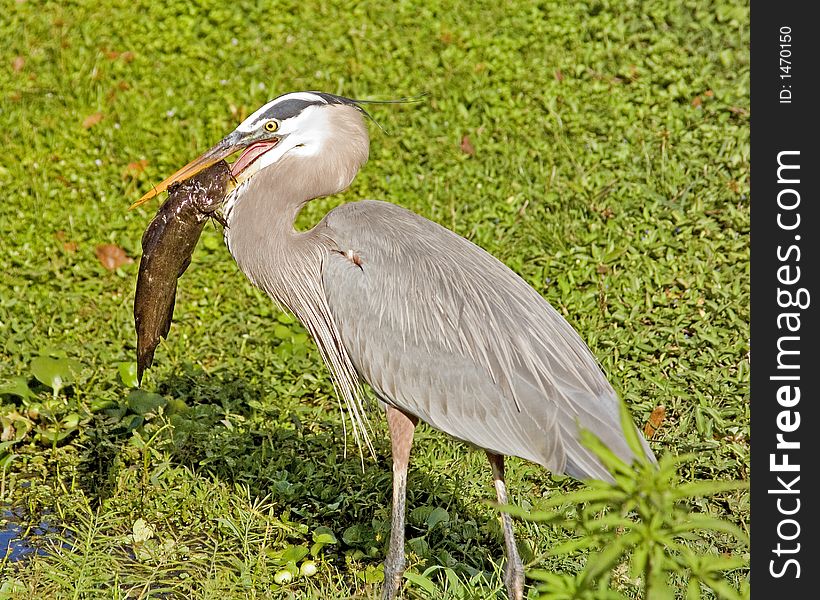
321,201,655,480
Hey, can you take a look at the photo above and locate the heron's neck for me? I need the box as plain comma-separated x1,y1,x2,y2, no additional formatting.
224,183,300,240
222,160,335,305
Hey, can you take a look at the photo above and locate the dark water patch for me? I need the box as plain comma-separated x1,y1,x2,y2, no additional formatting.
1,507,59,561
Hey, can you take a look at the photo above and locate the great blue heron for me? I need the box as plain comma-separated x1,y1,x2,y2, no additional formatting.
134,91,657,600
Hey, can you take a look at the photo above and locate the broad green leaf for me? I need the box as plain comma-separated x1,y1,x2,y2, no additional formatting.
30,356,82,395
312,526,337,545
281,545,309,563
342,524,369,546
36,425,74,444
118,361,139,388
426,507,449,529
0,376,35,399
165,398,189,414
62,412,80,429
121,414,144,431
403,572,439,594
90,398,115,412
127,390,167,415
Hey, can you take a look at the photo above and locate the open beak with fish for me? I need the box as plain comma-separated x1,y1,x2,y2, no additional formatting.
132,126,280,384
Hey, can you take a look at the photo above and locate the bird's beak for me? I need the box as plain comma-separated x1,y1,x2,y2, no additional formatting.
130,132,244,209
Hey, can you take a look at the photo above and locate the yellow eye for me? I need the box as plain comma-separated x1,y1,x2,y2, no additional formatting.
264,120,279,132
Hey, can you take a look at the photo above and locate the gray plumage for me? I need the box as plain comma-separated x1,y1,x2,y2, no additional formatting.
221,98,653,479
322,200,650,481
145,91,657,600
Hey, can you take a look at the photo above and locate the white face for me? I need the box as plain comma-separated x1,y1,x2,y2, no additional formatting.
232,93,335,183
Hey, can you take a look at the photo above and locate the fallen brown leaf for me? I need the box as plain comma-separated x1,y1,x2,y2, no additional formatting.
644,405,666,438
55,174,72,187
123,159,148,178
554,69,564,82
12,56,25,72
63,242,78,253
460,134,475,156
95,244,133,271
82,112,104,129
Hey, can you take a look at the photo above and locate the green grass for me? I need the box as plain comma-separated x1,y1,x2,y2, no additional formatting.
1,0,749,598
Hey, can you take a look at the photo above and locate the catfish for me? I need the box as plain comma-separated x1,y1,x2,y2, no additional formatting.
134,160,231,384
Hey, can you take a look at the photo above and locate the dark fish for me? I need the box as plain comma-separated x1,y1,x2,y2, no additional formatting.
134,160,232,384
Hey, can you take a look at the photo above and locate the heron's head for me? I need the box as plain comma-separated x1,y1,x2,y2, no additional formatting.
132,91,370,208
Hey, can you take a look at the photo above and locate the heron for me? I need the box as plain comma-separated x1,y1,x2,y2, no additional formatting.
134,91,657,600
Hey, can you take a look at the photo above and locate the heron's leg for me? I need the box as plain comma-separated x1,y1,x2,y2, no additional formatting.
487,452,525,600
382,405,418,600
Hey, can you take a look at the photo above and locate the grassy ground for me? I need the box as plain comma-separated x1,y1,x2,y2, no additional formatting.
1,0,749,598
